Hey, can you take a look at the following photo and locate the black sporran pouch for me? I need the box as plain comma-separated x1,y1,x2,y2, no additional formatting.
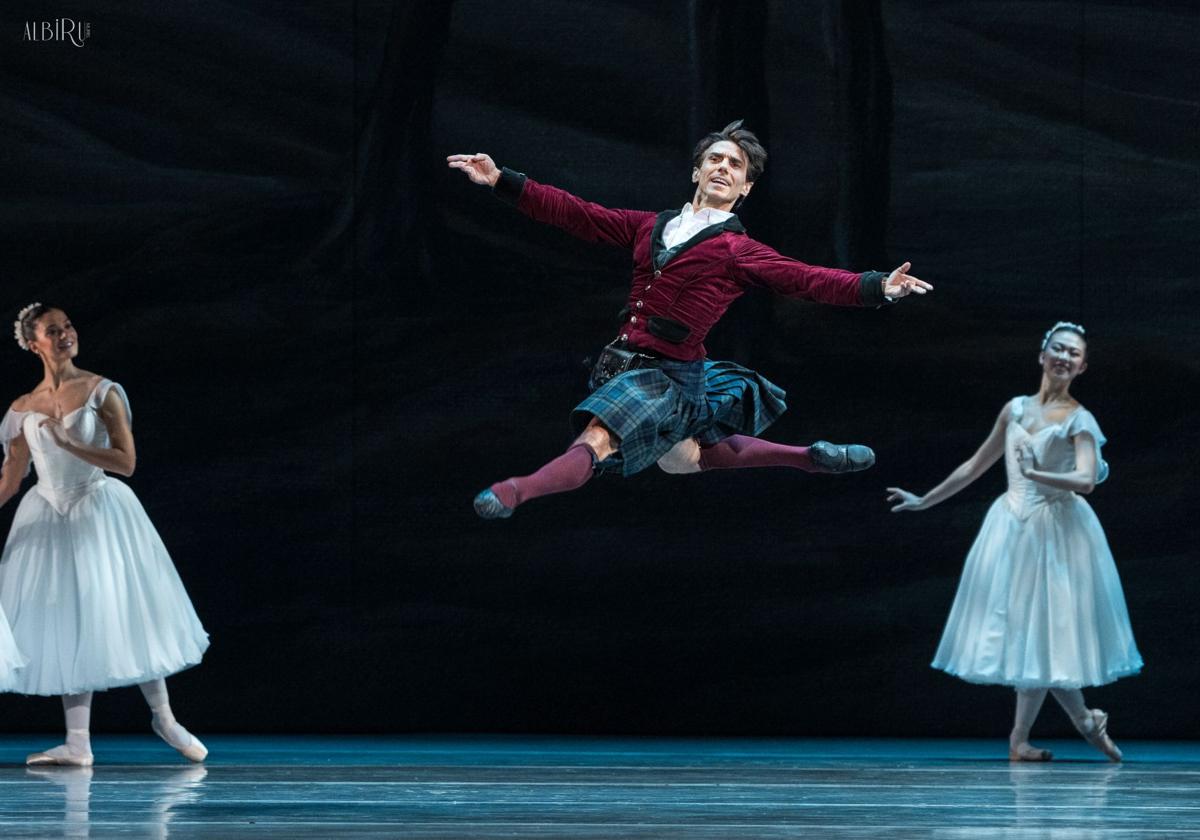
588,341,653,391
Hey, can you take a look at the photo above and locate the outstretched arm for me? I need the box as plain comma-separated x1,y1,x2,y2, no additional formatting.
1015,433,1099,494
447,152,653,249
734,240,932,307
887,403,1008,512
38,388,136,477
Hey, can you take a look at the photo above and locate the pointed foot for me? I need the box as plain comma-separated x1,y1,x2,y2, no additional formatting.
1081,709,1122,762
809,441,876,473
473,488,514,520
152,715,209,763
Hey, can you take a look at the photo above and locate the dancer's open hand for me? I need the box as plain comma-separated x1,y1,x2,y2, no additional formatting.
886,486,923,512
38,416,71,449
446,153,501,187
883,262,932,299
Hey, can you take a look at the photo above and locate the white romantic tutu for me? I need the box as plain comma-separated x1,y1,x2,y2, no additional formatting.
0,603,26,691
0,379,208,696
932,397,1142,689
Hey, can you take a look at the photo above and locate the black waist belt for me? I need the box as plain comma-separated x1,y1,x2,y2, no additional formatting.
614,309,692,345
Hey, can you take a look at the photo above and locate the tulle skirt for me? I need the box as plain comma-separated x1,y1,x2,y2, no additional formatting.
932,493,1142,689
0,603,26,691
0,478,209,696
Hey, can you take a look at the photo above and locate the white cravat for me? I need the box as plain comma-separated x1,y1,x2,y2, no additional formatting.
661,203,733,250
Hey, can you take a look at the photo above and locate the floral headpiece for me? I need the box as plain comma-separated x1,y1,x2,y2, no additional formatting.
13,302,43,351
1041,320,1086,351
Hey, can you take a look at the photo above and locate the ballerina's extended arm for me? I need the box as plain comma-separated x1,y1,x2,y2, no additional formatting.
886,403,1010,512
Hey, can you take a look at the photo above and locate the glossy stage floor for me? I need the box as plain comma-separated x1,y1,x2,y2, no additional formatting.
1,736,1198,838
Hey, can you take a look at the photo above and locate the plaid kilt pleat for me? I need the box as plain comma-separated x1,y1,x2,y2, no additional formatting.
694,359,788,446
571,358,787,477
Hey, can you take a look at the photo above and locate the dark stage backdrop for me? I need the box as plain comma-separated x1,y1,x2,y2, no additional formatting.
0,1,1196,738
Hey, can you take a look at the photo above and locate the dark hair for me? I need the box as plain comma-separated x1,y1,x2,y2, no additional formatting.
691,120,767,182
15,303,57,351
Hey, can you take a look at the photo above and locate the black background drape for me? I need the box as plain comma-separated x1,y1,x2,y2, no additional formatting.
0,1,1196,737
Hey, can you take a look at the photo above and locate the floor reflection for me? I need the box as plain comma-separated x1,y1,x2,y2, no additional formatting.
26,765,208,839
933,762,1124,840
4,737,1196,839
1007,761,1123,838
25,766,92,839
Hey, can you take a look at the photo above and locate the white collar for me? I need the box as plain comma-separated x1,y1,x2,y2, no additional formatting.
679,202,734,223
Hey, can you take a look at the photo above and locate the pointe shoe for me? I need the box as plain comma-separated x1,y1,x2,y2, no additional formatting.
26,745,94,767
1008,742,1053,762
152,715,209,763
1079,709,1122,762
473,487,514,519
808,441,876,473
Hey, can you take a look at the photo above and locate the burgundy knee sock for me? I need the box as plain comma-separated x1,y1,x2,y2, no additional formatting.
491,443,597,509
697,435,817,472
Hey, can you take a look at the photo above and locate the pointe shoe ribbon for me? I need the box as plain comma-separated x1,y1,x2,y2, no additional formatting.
1081,709,1122,762
152,715,209,763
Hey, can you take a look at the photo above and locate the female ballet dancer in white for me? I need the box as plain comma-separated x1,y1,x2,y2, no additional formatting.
887,322,1142,762
0,303,210,766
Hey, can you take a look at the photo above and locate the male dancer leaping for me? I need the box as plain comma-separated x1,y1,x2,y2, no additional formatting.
448,121,931,520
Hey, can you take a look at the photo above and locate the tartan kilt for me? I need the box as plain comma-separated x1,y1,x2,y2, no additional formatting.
571,358,787,477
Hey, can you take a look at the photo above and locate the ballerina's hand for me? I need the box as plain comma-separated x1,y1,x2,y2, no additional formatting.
882,261,933,299
1015,442,1036,476
886,486,923,513
38,416,71,449
446,153,501,187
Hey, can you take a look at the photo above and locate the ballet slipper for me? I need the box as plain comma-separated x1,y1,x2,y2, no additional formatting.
473,487,514,519
152,714,209,763
1008,742,1053,762
807,441,876,473
26,744,93,767
1078,709,1122,762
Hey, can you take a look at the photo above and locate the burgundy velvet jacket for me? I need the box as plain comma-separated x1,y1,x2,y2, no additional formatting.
495,167,888,362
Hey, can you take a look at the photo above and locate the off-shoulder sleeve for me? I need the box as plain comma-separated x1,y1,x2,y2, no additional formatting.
90,379,132,427
1067,408,1109,484
1009,396,1024,422
0,409,31,478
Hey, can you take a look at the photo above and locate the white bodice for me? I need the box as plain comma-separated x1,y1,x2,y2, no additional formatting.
1004,395,1107,519
0,379,130,514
